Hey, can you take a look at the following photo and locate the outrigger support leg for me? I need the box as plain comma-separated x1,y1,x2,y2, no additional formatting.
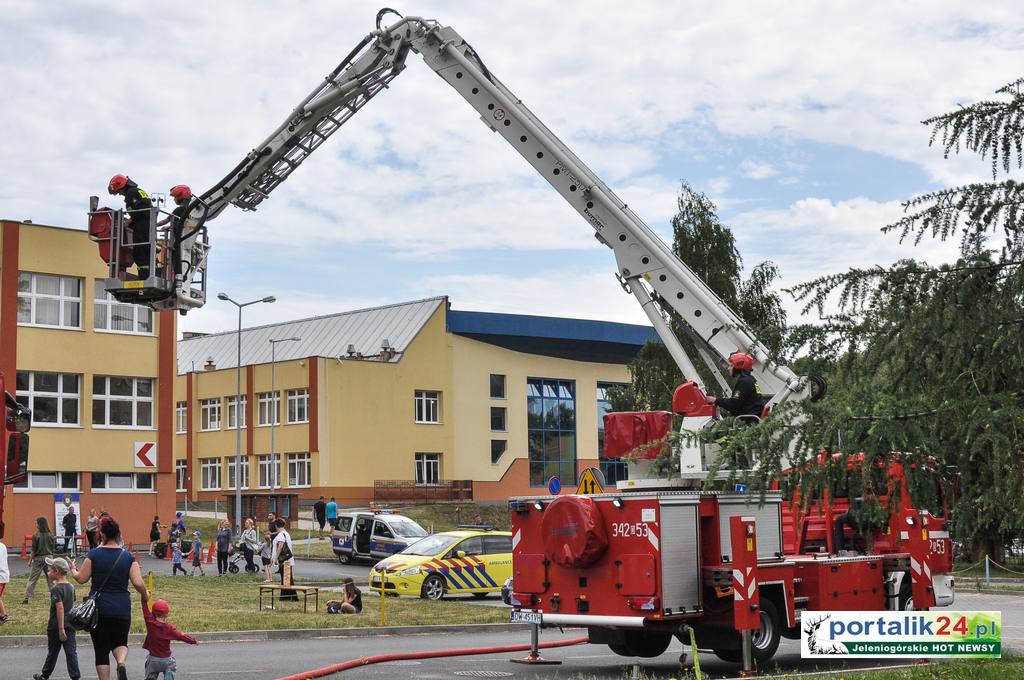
509,623,561,665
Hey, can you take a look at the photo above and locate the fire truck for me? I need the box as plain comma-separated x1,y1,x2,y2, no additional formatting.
0,373,32,539
81,9,953,665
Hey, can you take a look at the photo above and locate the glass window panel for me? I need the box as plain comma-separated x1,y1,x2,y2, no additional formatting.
490,439,506,465
559,401,576,429
529,461,545,486
61,472,78,488
490,374,506,399
63,277,81,297
109,377,132,396
61,398,78,424
18,272,31,292
136,401,152,427
559,383,574,399
93,376,106,395
490,407,506,431
136,379,152,397
527,380,542,398
111,304,134,331
136,473,153,489
35,372,58,392
109,400,133,425
542,383,558,398
32,396,57,423
35,298,59,325
62,374,79,392
458,537,483,555
64,300,80,327
543,398,558,428
17,298,30,323
16,372,28,391
34,473,58,488
94,280,107,298
16,395,28,410
527,399,542,429
92,400,105,424
560,433,576,460
35,274,61,296
138,308,153,333
109,473,133,489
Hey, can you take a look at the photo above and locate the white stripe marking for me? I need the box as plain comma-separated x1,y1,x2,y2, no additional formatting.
511,530,521,550
647,530,660,551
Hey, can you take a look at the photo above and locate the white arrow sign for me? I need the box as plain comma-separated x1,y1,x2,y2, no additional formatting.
134,442,157,468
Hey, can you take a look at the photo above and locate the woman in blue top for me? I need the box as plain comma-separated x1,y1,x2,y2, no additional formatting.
70,515,149,680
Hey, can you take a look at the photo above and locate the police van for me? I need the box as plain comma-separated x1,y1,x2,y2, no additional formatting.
331,510,429,564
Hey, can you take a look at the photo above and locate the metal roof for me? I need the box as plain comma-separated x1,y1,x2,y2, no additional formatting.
177,296,446,374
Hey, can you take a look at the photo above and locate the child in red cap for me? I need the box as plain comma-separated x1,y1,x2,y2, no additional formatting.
141,596,197,679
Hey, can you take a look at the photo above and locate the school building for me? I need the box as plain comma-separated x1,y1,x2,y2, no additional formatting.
0,219,176,545
175,296,657,506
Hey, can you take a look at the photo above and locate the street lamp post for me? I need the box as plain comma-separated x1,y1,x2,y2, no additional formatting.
269,336,301,493
217,292,276,534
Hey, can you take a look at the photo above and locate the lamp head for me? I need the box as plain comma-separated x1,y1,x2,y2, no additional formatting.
216,292,229,301
262,296,277,304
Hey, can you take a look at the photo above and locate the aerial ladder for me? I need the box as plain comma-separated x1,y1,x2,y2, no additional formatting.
89,9,818,433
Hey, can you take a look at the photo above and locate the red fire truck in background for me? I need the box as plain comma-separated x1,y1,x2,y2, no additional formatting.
0,373,32,540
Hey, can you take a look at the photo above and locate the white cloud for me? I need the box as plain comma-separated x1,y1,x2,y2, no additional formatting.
739,159,777,180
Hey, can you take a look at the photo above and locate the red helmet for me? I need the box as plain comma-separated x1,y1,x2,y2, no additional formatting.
169,184,192,202
151,599,170,616
729,352,754,372
108,174,128,194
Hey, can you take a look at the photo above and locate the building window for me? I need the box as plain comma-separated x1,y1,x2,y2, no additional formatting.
257,454,281,488
200,458,221,490
597,382,629,485
491,440,507,465
286,389,309,424
226,395,247,429
226,456,249,489
93,281,153,334
200,398,221,431
288,452,311,487
490,406,507,432
257,392,280,426
92,376,153,428
14,472,79,491
527,378,576,487
175,460,187,492
176,402,187,434
414,390,440,424
415,452,440,486
17,272,82,329
92,472,154,491
490,374,506,399
15,371,79,426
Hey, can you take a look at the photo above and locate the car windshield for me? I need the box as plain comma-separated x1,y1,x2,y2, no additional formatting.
390,520,428,538
400,534,460,556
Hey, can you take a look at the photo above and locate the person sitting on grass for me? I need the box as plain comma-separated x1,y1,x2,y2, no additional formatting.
141,596,197,680
341,577,362,614
33,556,80,680
189,532,205,577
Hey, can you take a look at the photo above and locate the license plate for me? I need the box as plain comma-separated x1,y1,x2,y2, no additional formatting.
510,610,542,625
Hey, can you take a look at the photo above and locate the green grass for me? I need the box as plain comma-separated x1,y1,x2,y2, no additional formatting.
397,503,511,532
0,573,506,636
952,561,1024,579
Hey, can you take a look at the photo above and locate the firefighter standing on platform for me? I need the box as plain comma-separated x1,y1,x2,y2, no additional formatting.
157,184,192,279
108,174,154,279
706,352,765,420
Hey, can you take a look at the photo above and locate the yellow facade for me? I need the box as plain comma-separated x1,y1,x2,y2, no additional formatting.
0,220,176,544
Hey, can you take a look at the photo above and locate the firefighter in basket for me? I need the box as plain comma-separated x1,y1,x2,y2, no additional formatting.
706,352,765,422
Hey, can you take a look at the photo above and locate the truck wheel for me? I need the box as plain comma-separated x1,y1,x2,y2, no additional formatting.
607,631,672,658
337,553,351,565
713,599,781,664
421,574,447,601
898,578,926,611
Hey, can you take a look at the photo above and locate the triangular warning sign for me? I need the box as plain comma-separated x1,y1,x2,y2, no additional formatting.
576,467,605,495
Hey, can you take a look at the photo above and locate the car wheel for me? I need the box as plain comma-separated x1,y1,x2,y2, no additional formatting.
337,553,351,564
421,574,446,601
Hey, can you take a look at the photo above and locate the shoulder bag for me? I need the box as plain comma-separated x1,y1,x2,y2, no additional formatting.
67,549,126,631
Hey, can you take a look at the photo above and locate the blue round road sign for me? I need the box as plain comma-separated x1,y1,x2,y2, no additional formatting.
547,476,562,495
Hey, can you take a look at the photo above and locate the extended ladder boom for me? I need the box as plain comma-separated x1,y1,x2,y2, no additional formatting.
172,11,811,408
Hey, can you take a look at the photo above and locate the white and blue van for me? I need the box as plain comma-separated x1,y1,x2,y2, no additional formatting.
331,511,428,564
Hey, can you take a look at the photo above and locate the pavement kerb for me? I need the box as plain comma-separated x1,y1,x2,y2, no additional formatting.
0,622,560,648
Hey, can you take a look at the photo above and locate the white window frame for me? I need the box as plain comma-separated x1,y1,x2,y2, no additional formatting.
414,452,441,486
16,371,80,427
226,456,250,489
175,401,187,434
200,458,222,490
414,390,440,424
226,395,247,429
17,272,82,329
286,388,309,424
175,460,187,492
93,281,154,335
91,472,155,493
257,392,280,426
287,452,311,487
257,453,281,489
200,398,221,431
92,376,154,429
13,471,80,493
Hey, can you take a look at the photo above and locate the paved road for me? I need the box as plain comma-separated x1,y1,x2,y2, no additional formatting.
2,592,1018,679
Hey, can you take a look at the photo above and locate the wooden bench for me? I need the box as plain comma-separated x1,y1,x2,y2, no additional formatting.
258,563,320,612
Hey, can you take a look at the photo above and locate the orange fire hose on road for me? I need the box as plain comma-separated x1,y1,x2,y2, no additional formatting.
275,635,589,680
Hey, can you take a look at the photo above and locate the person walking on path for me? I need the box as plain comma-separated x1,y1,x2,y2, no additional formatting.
325,498,338,530
215,520,232,576
69,515,150,680
141,596,197,680
149,516,165,557
240,518,259,574
85,510,99,550
62,507,78,556
0,539,10,624
33,556,80,680
271,519,297,601
24,517,57,604
170,542,187,576
313,497,327,540
189,532,205,577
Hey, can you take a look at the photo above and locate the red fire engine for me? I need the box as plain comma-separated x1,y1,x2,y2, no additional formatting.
0,373,32,539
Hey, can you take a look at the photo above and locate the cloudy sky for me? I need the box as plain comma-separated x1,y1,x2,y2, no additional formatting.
1,1,1020,334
